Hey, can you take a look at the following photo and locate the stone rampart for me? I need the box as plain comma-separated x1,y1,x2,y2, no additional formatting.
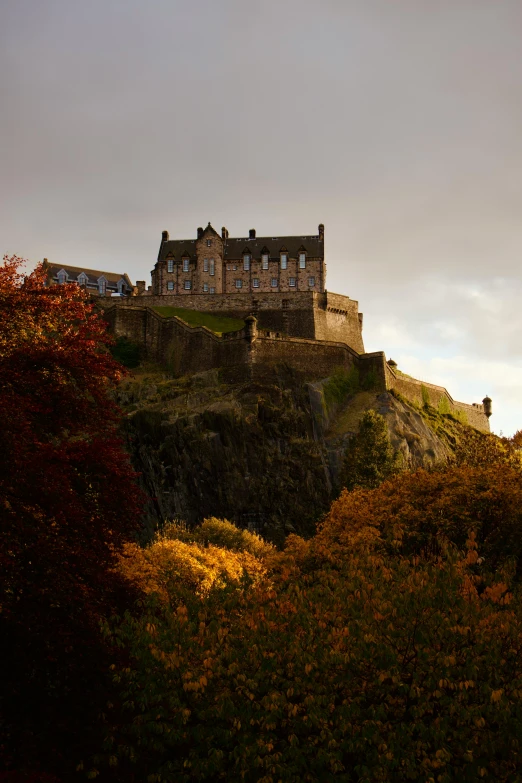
383,363,489,432
105,305,490,432
118,290,364,350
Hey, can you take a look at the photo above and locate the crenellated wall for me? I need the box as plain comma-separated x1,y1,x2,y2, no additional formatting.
105,305,490,433
115,290,364,351
383,364,490,431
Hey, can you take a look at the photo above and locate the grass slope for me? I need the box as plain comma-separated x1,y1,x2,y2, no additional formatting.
152,306,245,335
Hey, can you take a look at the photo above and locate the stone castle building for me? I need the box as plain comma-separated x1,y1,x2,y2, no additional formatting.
150,222,326,297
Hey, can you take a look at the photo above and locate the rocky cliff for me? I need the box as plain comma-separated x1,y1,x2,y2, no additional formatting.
117,363,471,543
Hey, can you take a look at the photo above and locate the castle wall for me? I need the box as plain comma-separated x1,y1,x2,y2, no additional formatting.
120,290,364,350
106,305,359,381
252,334,359,378
107,306,249,376
313,292,365,353
383,363,490,432
106,305,489,432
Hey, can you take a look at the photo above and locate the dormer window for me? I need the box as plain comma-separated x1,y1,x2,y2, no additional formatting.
243,254,251,271
262,254,269,270
98,277,107,295
77,272,87,286
280,253,288,270
167,259,174,273
57,270,67,284
183,258,190,272
299,253,306,269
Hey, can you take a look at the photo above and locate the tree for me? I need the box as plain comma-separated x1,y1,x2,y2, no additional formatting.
0,256,144,777
100,503,522,781
341,409,401,491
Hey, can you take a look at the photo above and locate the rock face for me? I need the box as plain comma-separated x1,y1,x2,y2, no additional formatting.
118,366,454,542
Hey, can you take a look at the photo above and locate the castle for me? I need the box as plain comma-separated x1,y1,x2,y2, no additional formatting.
105,221,492,432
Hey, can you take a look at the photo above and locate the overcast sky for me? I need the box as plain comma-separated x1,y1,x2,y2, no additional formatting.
2,0,521,435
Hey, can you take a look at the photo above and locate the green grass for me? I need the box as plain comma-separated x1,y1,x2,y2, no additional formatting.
152,307,245,335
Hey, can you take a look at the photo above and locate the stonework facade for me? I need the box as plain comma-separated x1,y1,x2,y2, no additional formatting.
151,222,325,297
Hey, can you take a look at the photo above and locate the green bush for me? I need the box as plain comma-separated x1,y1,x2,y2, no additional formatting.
110,335,142,368
438,394,451,414
341,409,402,491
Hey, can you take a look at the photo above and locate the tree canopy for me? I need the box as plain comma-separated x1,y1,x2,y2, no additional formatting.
0,256,144,777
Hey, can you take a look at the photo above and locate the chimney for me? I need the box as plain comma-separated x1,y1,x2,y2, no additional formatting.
197,226,204,239
135,281,146,295
222,226,229,239
161,230,169,242
318,223,324,240
249,228,256,239
482,396,492,418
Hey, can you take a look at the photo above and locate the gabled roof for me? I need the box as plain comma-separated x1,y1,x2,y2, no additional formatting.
223,235,323,260
44,262,133,288
158,234,324,262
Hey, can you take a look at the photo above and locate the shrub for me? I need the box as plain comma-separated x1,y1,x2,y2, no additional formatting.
110,335,142,368
340,409,401,491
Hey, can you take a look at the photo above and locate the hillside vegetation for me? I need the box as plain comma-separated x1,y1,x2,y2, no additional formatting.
117,360,501,543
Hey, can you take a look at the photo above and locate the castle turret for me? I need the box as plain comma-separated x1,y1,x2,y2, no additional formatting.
482,396,492,418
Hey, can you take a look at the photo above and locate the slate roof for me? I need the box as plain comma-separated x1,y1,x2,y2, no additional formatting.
44,262,133,289
159,234,324,262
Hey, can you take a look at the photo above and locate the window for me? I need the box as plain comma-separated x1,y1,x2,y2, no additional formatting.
167,280,175,290
289,277,296,287
183,258,189,272
98,278,106,294
167,259,174,273
209,259,215,276
262,254,269,270
299,253,306,269
308,276,316,287
184,280,191,290
210,286,216,294
77,273,87,285
57,271,67,284
206,239,212,247
203,258,209,272
271,278,278,288
203,282,209,292
243,254,250,271
280,253,288,270
235,279,242,289
252,278,260,288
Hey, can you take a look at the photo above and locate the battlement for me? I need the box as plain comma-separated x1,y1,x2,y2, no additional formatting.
119,290,365,353
106,305,490,432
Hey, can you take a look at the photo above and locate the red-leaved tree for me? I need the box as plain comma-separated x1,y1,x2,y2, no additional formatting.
0,256,144,778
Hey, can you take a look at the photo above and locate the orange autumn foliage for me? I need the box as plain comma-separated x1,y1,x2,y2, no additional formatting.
99,466,522,782
116,518,272,600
